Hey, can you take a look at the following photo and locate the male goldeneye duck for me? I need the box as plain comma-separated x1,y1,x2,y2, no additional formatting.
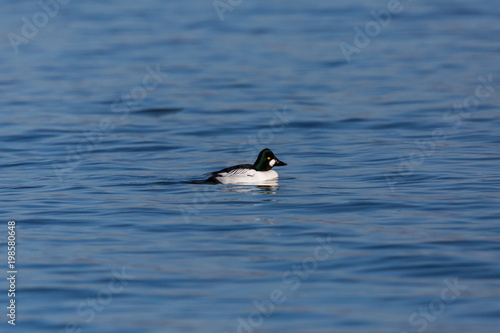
207,148,287,185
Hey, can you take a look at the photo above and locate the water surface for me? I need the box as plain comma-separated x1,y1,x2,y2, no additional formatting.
1,0,500,332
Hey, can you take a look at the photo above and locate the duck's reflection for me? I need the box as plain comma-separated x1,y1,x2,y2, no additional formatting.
224,179,280,194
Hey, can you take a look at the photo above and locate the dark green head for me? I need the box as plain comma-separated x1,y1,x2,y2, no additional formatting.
253,148,287,171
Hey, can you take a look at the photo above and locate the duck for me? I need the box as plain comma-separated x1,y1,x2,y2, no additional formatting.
207,148,287,185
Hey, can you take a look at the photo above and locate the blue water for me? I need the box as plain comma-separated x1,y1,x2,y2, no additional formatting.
1,0,500,332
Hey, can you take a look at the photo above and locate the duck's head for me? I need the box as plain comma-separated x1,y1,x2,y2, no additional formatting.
253,148,287,171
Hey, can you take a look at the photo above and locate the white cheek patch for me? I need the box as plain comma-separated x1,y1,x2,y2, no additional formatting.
269,159,276,167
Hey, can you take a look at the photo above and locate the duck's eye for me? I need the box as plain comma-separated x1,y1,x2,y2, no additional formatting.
267,157,271,160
